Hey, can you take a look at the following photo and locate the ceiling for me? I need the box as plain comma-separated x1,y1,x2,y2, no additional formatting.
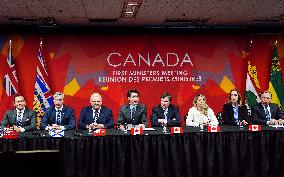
0,0,284,29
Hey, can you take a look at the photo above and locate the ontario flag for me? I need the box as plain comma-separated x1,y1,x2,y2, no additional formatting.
207,125,221,132
268,45,284,111
170,127,183,134
130,127,143,135
0,40,20,121
33,41,53,129
249,125,261,131
93,129,107,136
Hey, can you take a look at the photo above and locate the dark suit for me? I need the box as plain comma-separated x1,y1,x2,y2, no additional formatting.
1,108,36,131
116,103,148,127
41,105,76,130
150,104,181,127
222,103,249,125
78,106,114,129
251,103,281,125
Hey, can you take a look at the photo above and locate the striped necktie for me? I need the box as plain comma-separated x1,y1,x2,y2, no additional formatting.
17,111,23,127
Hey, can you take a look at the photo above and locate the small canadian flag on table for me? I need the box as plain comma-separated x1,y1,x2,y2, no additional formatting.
93,129,107,136
130,127,143,135
249,125,262,131
170,127,183,134
207,126,221,132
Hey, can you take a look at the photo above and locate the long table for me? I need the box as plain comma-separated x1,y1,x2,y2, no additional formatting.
0,126,283,177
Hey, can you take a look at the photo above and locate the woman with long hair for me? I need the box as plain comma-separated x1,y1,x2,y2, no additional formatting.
186,94,218,127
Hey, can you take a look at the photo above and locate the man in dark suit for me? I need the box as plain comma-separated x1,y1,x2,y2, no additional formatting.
41,92,76,130
222,89,249,126
78,93,114,130
116,89,148,130
251,90,281,125
150,92,181,127
1,95,36,132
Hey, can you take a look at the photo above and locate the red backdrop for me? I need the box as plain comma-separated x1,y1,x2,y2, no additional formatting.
0,33,283,126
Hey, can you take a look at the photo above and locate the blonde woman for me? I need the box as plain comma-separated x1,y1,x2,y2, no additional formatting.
186,94,218,127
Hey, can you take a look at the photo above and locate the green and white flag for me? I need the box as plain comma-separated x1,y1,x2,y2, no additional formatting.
245,61,261,109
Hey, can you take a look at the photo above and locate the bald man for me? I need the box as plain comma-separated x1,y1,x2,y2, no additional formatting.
78,93,114,130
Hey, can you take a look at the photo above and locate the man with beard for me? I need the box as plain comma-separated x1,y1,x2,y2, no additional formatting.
41,92,76,130
1,95,36,132
150,92,181,127
116,89,148,130
78,93,114,130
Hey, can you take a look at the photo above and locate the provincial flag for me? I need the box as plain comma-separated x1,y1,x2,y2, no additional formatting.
268,45,284,111
0,40,20,121
130,127,143,135
33,41,53,129
49,129,64,137
170,127,183,134
207,125,221,132
249,125,262,131
93,129,107,136
244,44,261,113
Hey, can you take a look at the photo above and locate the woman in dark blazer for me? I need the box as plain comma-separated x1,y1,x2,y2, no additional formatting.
222,89,249,126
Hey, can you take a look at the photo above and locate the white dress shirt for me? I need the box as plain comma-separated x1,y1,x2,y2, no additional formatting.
186,106,218,127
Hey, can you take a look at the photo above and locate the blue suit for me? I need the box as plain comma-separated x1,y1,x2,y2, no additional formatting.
41,105,76,130
150,104,181,127
78,106,114,129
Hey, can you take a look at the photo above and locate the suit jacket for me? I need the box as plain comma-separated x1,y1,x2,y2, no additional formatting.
222,103,249,125
78,106,114,129
251,103,281,125
1,108,36,131
150,104,181,127
116,103,148,127
41,105,76,130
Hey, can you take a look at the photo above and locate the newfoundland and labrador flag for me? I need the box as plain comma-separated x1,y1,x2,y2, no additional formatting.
33,42,53,129
268,45,284,111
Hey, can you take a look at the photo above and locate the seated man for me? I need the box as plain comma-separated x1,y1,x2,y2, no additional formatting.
78,93,114,130
150,92,181,127
1,94,36,132
41,92,76,130
117,89,148,130
251,90,281,125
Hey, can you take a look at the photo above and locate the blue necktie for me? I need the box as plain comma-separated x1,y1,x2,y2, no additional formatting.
17,111,23,127
264,106,271,121
56,110,62,125
164,109,168,121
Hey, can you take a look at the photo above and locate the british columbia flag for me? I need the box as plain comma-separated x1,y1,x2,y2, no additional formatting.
33,41,53,128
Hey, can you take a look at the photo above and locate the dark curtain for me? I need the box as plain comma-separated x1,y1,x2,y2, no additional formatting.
61,131,283,177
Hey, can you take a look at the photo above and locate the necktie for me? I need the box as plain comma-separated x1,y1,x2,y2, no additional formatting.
93,111,99,123
56,110,62,125
264,105,271,121
17,111,23,127
130,106,136,119
164,109,168,121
